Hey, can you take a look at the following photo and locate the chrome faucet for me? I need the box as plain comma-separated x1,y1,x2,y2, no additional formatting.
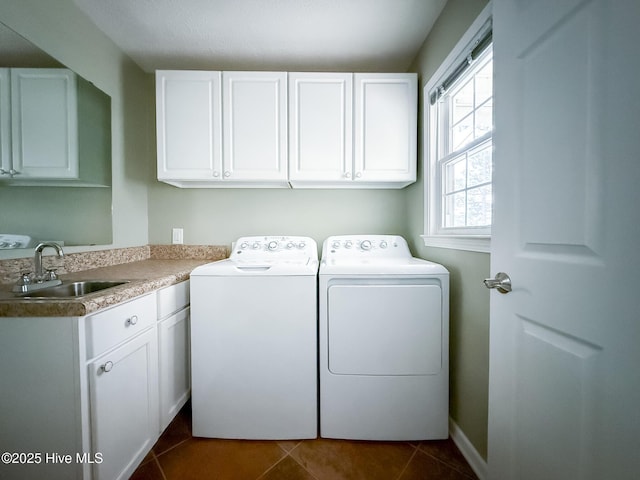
34,241,65,280
13,242,65,294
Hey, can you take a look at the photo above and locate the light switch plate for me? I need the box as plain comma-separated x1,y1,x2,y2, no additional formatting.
172,228,183,245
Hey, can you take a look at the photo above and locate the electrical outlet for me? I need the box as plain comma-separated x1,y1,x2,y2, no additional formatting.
172,228,184,245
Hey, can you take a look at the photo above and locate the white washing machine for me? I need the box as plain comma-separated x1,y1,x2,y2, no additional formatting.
319,235,449,441
190,235,318,439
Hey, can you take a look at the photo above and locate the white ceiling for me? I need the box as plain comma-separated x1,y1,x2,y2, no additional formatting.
71,0,448,73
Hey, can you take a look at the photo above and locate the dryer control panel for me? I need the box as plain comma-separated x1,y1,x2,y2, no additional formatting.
322,235,411,260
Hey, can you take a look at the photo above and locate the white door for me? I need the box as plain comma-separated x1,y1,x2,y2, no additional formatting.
222,71,287,182
488,1,640,479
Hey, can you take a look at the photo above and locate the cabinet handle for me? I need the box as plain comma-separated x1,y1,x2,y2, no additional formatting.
355,172,362,178
126,315,138,326
224,171,231,178
101,361,114,373
343,172,352,179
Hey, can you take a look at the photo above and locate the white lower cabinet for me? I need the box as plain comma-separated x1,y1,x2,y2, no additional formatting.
157,281,191,431
0,282,192,480
0,316,85,480
85,292,158,480
88,328,158,480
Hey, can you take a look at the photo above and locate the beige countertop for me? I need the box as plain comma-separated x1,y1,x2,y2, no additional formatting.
0,258,214,317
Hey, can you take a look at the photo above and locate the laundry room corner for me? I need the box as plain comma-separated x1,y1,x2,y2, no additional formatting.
404,0,491,466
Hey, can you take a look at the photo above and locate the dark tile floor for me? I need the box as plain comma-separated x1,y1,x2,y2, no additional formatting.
131,402,478,480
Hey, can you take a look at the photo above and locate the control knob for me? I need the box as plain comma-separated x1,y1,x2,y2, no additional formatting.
268,240,279,251
331,241,340,249
252,242,260,249
297,242,306,249
360,240,372,251
344,240,353,249
240,242,249,249
380,240,388,249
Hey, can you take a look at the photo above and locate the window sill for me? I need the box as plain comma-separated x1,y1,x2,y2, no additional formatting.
421,235,490,253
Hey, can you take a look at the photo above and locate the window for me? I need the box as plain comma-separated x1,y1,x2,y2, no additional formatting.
423,9,493,253
439,50,493,230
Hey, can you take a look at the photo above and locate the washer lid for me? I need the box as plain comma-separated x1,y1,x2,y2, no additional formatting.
191,257,319,276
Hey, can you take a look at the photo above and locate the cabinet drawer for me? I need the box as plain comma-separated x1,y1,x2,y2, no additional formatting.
157,280,190,319
86,293,157,358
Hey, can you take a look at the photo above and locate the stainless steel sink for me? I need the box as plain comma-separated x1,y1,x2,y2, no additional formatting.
18,280,129,298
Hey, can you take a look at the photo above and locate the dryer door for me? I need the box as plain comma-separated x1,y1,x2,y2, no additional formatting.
327,283,442,375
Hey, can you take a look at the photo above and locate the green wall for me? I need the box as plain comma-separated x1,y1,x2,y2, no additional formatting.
147,185,409,249
406,0,491,459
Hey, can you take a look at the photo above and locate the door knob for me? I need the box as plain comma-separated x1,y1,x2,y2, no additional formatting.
484,272,512,294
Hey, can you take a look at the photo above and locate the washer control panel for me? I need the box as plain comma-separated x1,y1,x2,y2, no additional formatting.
231,236,317,263
322,235,411,260
0,234,34,249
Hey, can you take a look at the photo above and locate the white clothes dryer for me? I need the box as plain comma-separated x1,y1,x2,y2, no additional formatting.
319,235,449,441
190,236,318,439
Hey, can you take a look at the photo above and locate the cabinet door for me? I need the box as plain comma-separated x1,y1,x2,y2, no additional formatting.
289,72,353,185
222,72,287,183
10,68,78,179
353,73,417,186
89,328,159,480
158,307,190,431
156,70,223,181
0,68,9,176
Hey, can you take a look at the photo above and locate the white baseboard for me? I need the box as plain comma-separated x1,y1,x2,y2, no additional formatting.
449,417,488,480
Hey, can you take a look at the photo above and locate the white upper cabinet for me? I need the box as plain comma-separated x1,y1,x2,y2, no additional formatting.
1,68,79,181
289,72,416,188
156,70,223,184
289,72,353,186
353,73,417,187
156,70,416,188
156,70,287,187
222,71,288,186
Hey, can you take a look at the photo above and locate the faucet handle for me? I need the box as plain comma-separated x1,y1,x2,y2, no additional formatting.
44,269,59,281
17,273,32,286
